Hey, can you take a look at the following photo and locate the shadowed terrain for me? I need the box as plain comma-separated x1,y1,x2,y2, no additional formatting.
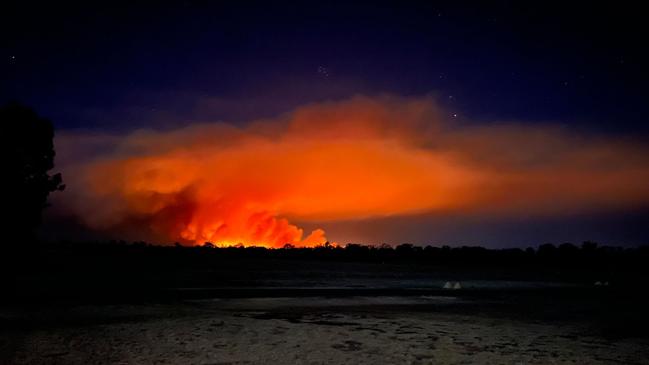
2,242,649,364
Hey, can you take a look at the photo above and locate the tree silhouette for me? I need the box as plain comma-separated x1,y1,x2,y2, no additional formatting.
2,103,64,242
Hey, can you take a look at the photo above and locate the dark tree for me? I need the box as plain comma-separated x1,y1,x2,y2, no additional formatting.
1,103,64,241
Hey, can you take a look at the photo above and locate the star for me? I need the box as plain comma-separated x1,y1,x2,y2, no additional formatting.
317,66,330,78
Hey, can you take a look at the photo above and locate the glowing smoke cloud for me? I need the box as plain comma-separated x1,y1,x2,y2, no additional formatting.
54,96,649,247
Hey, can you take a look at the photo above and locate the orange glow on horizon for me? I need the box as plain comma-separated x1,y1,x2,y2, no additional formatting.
55,96,649,247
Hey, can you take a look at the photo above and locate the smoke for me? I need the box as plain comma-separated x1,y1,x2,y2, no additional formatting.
53,95,649,247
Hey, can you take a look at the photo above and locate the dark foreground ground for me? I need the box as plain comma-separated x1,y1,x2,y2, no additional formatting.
2,243,649,364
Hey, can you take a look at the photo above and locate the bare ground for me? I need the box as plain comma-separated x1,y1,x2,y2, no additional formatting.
2,296,648,364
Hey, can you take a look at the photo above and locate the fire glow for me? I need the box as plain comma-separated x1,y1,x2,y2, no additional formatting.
55,96,649,247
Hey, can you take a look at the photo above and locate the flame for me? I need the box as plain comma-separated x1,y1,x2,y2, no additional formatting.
55,95,649,247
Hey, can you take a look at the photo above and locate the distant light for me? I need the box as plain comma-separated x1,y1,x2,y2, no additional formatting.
317,65,330,77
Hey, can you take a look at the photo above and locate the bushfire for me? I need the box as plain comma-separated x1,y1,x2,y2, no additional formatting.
54,96,649,247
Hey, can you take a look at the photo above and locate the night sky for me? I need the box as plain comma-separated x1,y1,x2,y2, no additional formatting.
3,2,649,247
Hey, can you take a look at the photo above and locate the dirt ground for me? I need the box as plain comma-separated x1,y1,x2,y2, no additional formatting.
2,296,648,364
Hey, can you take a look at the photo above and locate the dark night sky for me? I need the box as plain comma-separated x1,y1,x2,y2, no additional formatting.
3,2,647,132
2,1,649,247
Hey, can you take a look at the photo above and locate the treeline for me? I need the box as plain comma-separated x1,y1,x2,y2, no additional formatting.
11,240,648,270
3,241,649,299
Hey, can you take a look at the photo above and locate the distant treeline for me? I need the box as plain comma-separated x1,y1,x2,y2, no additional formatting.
3,241,649,302
9,240,648,270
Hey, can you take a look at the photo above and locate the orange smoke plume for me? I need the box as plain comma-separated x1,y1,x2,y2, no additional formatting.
54,95,649,247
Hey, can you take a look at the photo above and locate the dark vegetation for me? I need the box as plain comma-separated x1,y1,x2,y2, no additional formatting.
1,103,64,242
7,239,647,274
3,240,648,305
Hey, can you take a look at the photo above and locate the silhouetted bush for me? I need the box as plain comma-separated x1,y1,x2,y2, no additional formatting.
2,103,64,242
